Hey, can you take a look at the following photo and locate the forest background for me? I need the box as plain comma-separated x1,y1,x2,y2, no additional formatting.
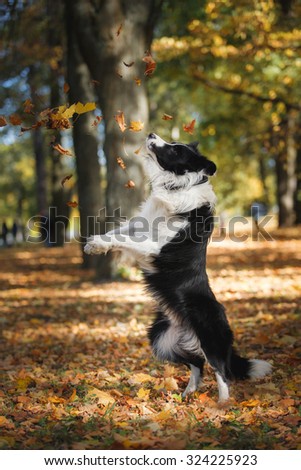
1,0,300,278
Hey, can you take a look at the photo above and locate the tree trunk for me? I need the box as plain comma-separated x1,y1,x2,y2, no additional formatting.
65,3,105,272
28,65,48,223
294,144,301,225
66,0,157,278
47,0,71,246
276,110,298,227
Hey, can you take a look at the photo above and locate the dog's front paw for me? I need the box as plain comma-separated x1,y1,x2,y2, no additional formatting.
84,236,111,255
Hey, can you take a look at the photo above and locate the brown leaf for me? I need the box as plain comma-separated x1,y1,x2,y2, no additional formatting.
116,23,123,37
162,113,173,121
0,116,7,127
142,51,156,76
23,99,34,114
9,114,22,126
61,174,73,187
92,115,103,127
183,118,196,135
117,157,127,171
91,79,101,86
134,145,143,155
53,143,73,156
114,111,127,132
63,83,70,94
66,201,78,208
125,180,135,189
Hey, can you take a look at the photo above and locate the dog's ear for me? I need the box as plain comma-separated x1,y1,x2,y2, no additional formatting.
189,141,199,151
206,160,217,176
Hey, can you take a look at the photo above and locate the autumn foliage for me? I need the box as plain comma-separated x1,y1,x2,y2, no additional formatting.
0,229,300,450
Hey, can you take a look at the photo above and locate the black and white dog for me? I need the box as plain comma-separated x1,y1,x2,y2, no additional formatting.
84,133,271,402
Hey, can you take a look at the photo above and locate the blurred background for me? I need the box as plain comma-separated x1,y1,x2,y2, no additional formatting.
1,0,300,278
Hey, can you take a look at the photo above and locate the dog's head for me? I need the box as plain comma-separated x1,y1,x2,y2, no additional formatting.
145,133,216,189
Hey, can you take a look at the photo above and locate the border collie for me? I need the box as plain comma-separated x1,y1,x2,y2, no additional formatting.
84,133,271,402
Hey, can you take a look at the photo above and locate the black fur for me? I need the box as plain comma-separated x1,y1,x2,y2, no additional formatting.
144,136,261,395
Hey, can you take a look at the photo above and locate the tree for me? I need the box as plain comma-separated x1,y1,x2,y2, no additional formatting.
152,0,301,226
65,5,104,271
65,0,160,277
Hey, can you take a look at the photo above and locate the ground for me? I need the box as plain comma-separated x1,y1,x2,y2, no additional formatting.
0,228,300,450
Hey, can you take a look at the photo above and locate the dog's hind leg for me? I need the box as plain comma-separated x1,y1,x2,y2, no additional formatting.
182,361,204,398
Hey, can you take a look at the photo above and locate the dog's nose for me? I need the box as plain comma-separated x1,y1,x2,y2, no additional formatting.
148,133,156,139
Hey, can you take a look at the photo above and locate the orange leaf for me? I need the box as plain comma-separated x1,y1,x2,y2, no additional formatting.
183,119,196,135
116,157,126,170
92,115,103,127
134,77,141,86
134,145,143,155
142,51,156,76
23,99,34,114
67,201,78,208
116,23,123,37
63,83,70,94
129,120,144,132
0,116,7,127
53,143,73,156
9,114,22,126
162,113,173,121
125,180,135,189
114,111,127,132
61,174,73,187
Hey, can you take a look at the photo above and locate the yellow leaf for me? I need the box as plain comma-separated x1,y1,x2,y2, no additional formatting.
0,417,10,427
128,373,153,385
153,409,172,422
137,388,150,400
73,102,96,115
86,387,115,406
0,436,15,448
129,120,144,132
16,376,35,392
164,377,178,391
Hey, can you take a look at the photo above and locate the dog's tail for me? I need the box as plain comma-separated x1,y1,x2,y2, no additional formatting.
229,349,272,380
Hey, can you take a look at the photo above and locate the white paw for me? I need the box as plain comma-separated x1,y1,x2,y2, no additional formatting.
84,236,112,255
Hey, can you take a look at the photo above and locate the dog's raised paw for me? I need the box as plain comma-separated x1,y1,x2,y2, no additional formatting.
84,236,111,255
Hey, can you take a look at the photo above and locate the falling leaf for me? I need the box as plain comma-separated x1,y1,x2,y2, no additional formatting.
92,115,103,127
183,118,196,135
53,143,73,156
67,201,78,208
123,61,135,67
116,23,123,37
23,99,34,114
134,77,141,86
142,51,156,76
61,174,73,187
114,111,127,132
162,113,173,121
134,145,143,155
117,157,126,170
0,116,7,127
63,83,70,94
91,79,101,86
125,180,135,189
129,120,144,132
9,114,22,126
